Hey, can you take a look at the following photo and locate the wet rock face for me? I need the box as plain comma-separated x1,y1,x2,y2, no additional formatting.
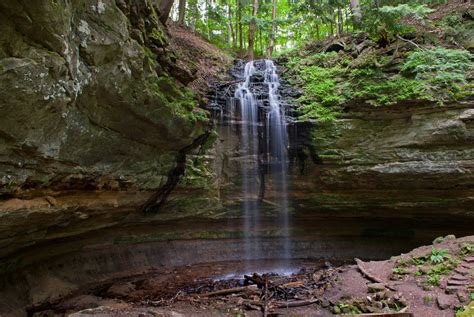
0,0,209,257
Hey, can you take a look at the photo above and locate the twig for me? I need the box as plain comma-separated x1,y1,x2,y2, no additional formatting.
396,35,423,49
196,285,257,297
274,298,318,308
374,38,400,68
263,276,269,317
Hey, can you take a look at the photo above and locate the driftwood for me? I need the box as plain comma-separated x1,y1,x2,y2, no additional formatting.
355,258,397,291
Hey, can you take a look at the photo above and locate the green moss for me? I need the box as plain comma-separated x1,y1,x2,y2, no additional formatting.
457,301,474,317
401,48,473,102
353,76,431,106
182,157,215,190
284,41,473,115
143,47,157,66
149,27,167,47
147,76,208,126
293,65,345,121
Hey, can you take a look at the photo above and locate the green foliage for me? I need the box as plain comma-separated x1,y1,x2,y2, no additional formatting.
457,301,474,317
296,65,344,121
430,247,449,264
459,243,474,257
377,4,433,35
396,258,412,267
402,48,473,82
402,48,473,101
426,274,440,286
353,76,429,106
393,267,411,275
299,103,339,122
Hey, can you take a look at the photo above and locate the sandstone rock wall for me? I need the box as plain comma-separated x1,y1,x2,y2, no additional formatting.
0,0,213,260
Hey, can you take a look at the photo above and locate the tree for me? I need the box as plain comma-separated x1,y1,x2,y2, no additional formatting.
350,0,362,27
266,0,277,58
238,0,244,56
247,0,259,60
227,1,236,47
178,0,186,25
158,0,175,24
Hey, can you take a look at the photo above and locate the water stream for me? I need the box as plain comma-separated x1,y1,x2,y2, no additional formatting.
231,59,291,264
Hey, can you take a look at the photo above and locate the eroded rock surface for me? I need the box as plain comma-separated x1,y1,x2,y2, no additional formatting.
0,0,226,265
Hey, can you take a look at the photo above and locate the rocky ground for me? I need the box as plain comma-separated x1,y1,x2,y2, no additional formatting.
27,235,474,317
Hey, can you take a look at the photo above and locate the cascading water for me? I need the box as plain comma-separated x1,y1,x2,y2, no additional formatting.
264,60,290,262
234,61,260,260
231,60,291,264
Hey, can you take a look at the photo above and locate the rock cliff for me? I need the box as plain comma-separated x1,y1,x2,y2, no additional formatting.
0,0,229,264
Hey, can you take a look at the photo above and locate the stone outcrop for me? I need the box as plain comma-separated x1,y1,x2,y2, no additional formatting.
289,101,474,219
0,0,227,263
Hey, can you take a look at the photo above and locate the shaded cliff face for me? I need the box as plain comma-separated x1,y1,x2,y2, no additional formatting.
0,0,205,195
0,0,233,260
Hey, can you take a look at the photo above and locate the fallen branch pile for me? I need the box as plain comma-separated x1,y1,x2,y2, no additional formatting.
170,266,341,315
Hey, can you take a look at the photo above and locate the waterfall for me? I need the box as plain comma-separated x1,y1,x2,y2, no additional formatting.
232,60,291,264
234,61,260,260
264,60,290,262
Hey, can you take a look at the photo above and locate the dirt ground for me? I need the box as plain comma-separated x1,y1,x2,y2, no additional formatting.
167,22,233,99
28,236,474,317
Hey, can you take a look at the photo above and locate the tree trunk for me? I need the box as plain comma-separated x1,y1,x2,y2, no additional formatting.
337,8,343,37
266,0,277,59
206,0,211,39
350,0,362,28
238,0,243,57
316,21,320,40
247,0,259,60
191,0,197,32
178,0,186,25
158,0,175,24
228,1,235,47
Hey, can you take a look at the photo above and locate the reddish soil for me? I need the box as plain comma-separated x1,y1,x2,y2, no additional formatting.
29,236,474,317
168,22,233,98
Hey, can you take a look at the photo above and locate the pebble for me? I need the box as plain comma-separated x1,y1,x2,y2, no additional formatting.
367,283,385,293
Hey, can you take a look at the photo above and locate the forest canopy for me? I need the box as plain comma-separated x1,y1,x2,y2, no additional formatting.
167,0,454,58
